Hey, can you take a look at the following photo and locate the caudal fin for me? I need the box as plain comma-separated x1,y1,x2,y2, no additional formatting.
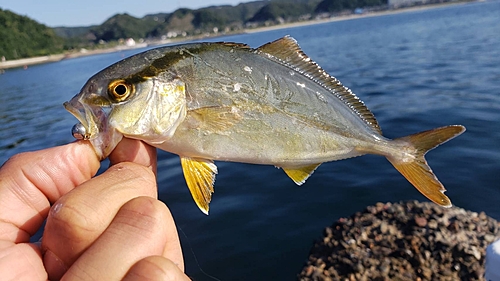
387,125,465,207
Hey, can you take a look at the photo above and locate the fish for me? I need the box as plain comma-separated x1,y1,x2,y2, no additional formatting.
64,36,465,215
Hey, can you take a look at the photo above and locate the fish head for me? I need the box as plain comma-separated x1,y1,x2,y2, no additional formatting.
64,52,187,159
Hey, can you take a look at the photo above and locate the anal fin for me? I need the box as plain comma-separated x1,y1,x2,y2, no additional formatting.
282,164,321,185
180,156,218,215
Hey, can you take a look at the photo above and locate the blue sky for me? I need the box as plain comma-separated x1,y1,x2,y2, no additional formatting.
0,0,250,27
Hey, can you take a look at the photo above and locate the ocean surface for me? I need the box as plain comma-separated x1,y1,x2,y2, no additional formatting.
1,1,499,279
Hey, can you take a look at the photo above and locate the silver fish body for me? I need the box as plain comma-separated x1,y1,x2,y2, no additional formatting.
65,36,465,214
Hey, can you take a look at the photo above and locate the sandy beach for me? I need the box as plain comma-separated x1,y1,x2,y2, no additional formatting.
0,1,469,71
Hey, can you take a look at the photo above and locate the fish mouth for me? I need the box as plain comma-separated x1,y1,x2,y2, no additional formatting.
64,97,102,140
64,96,122,159
64,100,92,138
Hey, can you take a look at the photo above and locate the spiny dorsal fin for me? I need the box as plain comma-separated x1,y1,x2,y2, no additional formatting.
257,36,382,134
282,163,321,185
180,156,218,215
220,42,251,49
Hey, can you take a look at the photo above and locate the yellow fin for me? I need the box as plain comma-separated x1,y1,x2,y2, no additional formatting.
387,125,465,207
189,106,241,134
282,164,321,185
180,156,218,215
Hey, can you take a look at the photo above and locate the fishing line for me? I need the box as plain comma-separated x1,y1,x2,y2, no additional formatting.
178,226,222,281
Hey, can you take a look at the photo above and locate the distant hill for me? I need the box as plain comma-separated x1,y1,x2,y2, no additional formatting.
68,0,325,42
53,25,93,38
315,0,388,13
0,8,64,60
90,13,158,42
249,1,317,23
146,9,195,38
87,1,269,42
148,2,267,37
1,0,410,60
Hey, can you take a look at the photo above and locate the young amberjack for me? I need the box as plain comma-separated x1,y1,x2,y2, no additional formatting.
64,36,465,214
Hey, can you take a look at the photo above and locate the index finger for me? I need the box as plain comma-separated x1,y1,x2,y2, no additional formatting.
0,141,100,243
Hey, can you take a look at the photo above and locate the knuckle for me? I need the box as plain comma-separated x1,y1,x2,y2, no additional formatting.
47,199,100,239
113,197,169,239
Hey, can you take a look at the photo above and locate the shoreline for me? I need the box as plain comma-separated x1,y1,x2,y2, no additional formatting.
245,1,469,34
0,54,66,70
0,1,471,71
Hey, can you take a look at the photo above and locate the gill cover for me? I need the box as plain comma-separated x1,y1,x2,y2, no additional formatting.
108,77,187,144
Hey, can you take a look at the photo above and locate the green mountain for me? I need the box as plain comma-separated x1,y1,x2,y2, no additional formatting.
315,0,388,13
1,0,397,60
192,2,268,28
53,25,93,38
0,8,64,60
249,2,313,22
50,0,390,43
146,9,195,38
90,13,158,42
145,2,267,38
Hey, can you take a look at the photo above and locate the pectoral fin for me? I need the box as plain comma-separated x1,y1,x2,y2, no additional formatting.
282,164,321,185
180,156,218,215
189,106,241,134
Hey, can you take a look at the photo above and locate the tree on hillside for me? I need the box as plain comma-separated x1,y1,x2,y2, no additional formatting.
0,8,64,59
90,13,157,42
192,8,228,29
315,0,388,13
249,2,314,22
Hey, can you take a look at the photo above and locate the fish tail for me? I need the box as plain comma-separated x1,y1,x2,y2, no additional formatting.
387,125,465,207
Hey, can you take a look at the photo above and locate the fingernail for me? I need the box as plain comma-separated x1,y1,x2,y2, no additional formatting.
44,249,68,281
51,202,63,215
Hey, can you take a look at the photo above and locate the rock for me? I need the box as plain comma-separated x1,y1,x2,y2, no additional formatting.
428,219,438,229
484,234,496,243
415,216,427,227
380,221,388,234
420,267,433,279
298,201,500,281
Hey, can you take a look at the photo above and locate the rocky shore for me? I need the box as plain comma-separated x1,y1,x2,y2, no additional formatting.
298,201,500,281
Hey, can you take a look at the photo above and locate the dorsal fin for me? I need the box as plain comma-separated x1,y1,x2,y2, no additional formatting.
257,36,382,134
220,42,251,49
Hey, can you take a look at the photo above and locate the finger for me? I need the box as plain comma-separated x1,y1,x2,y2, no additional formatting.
43,162,158,280
109,138,157,175
0,242,47,280
62,197,183,280
123,256,190,281
0,141,99,243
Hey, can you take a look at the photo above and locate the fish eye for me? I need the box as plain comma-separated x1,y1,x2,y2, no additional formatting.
108,80,133,102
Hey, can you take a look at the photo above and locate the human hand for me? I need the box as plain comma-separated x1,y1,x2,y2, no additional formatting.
0,138,190,280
